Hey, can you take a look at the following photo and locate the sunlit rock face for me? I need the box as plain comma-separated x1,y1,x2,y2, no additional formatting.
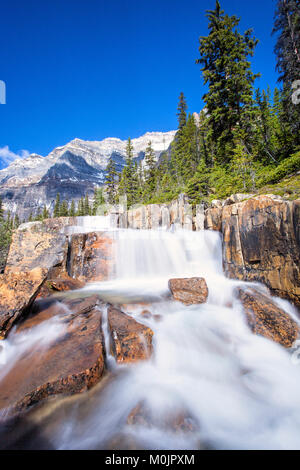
213,195,300,306
0,131,176,219
236,286,299,348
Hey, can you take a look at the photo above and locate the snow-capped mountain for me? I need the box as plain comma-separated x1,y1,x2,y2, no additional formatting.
0,131,176,218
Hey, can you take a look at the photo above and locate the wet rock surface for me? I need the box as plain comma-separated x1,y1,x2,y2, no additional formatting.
69,232,114,282
236,287,299,348
205,195,300,306
168,277,209,305
37,274,84,299
5,220,69,276
127,402,198,434
108,306,154,363
0,294,105,418
0,268,48,339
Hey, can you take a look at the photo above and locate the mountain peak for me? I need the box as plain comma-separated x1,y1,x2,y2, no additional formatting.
0,129,176,218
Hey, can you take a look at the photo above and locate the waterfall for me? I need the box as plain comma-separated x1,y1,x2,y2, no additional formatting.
1,223,300,450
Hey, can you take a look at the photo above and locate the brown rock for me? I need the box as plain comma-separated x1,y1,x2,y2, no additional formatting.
37,275,85,299
223,193,254,206
0,268,48,339
127,402,197,433
204,207,222,232
205,195,300,306
108,306,153,363
5,221,68,276
0,295,105,417
139,310,162,322
236,287,299,348
168,277,208,305
140,310,152,319
69,232,114,282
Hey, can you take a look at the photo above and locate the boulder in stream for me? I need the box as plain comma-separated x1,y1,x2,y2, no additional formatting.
69,232,114,282
236,287,299,348
5,220,69,276
0,294,105,418
37,274,85,298
168,277,208,305
0,268,48,339
127,402,197,434
108,306,154,363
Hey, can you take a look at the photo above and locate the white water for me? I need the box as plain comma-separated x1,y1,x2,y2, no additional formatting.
1,220,300,449
0,313,66,383
65,215,112,234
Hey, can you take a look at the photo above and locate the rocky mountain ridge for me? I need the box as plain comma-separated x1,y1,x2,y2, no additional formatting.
0,131,176,218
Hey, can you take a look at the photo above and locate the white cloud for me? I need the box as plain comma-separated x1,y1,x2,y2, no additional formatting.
0,146,30,167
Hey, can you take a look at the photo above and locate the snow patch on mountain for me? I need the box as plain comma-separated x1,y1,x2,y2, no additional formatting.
0,130,176,217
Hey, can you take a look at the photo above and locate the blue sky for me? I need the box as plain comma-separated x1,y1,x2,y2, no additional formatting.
0,0,278,158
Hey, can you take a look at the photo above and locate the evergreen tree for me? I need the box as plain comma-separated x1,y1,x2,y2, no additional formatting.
273,0,300,86
196,1,259,163
143,141,157,200
177,92,188,130
59,200,69,217
254,88,280,164
69,200,76,217
186,160,211,203
42,206,49,220
84,194,90,216
105,159,118,204
92,188,105,215
273,1,300,146
77,197,84,216
118,137,138,207
53,193,61,218
0,197,3,220
34,209,43,222
14,214,20,228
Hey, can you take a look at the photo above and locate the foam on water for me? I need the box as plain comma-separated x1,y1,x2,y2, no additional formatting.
0,313,66,383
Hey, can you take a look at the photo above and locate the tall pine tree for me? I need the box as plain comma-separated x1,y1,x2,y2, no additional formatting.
143,141,157,200
53,193,61,218
105,159,118,204
177,92,187,130
273,0,300,147
196,1,259,163
273,0,300,86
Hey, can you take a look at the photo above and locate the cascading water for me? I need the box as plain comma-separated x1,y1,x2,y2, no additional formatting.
1,218,300,450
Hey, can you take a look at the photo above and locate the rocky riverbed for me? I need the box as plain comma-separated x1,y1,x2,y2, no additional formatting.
0,194,299,449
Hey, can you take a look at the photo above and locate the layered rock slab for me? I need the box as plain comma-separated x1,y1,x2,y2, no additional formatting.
205,195,300,306
108,306,153,363
5,219,70,276
236,287,299,348
0,219,74,337
0,295,105,417
168,277,209,305
69,232,114,282
0,268,48,339
37,274,84,299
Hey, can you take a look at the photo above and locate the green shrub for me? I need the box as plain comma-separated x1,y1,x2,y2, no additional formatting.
257,152,300,186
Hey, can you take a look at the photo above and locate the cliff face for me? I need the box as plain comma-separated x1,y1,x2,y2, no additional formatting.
205,195,300,306
0,131,176,219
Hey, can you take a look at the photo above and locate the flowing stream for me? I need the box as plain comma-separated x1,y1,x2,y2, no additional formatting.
1,220,300,450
